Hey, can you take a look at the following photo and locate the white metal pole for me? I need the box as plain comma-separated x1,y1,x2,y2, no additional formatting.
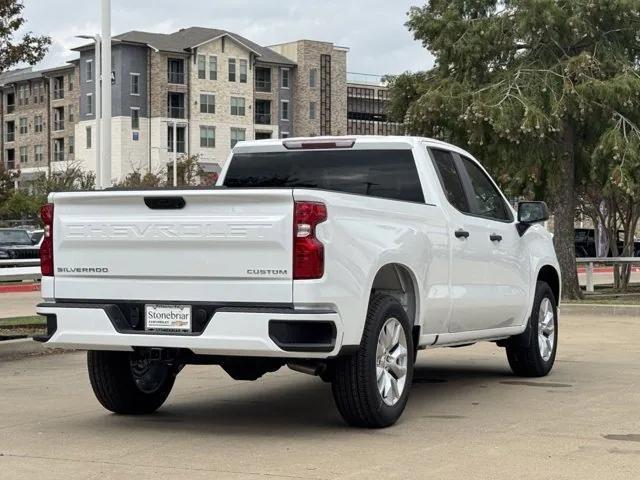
94,34,102,190
173,120,178,187
100,0,111,188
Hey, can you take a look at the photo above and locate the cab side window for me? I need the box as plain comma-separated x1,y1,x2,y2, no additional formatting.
459,156,512,222
430,149,470,213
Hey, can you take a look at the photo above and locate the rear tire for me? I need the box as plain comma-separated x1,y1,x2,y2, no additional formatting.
331,294,414,428
87,351,176,414
506,281,558,377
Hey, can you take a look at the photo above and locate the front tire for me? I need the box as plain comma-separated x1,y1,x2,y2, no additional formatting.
87,351,176,414
506,281,558,377
331,294,414,428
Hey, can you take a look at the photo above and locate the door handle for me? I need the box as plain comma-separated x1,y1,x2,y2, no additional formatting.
490,233,503,242
455,229,470,239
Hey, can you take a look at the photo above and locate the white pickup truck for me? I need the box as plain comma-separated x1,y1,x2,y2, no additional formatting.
36,136,560,428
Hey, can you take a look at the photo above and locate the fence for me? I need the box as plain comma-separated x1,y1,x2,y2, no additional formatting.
0,259,41,282
576,257,640,292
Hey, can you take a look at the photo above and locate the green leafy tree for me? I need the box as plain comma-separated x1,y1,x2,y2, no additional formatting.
388,0,640,299
0,0,51,72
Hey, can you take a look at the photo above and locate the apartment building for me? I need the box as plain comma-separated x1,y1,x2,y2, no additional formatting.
1,26,402,185
0,64,78,183
68,27,349,180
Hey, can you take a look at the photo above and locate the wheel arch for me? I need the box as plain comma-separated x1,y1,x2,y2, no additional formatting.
369,263,421,346
537,264,560,304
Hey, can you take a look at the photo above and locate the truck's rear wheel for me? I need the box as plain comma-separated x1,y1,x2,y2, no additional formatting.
506,281,558,377
87,351,176,414
331,294,414,428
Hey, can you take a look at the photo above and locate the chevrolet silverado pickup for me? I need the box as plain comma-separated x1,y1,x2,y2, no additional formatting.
36,136,560,428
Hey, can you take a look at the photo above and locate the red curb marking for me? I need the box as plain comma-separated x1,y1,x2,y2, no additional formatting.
0,283,41,293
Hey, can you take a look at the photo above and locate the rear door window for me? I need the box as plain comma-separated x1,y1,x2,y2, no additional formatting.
430,149,470,213
224,149,425,203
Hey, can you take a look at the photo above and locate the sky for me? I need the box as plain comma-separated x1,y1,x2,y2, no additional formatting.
20,0,434,76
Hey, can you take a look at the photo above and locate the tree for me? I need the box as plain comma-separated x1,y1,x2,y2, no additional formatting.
0,0,51,73
388,0,640,299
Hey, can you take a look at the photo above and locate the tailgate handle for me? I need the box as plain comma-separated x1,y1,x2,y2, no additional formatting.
144,196,186,210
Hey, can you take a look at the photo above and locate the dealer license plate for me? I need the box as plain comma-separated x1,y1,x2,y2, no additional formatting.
145,304,192,332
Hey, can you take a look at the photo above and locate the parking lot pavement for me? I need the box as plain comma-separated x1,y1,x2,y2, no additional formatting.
1,312,639,480
0,291,41,318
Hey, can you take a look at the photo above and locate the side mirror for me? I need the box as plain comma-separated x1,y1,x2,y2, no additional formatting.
516,201,549,236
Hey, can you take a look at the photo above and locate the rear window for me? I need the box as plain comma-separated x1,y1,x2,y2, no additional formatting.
223,149,425,203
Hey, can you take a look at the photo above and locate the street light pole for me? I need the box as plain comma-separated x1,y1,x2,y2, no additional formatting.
100,0,111,188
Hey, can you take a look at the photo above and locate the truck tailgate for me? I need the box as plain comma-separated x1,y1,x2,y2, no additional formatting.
51,189,294,303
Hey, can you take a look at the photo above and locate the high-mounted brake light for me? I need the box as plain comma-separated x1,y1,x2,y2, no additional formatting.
283,138,356,150
40,203,54,276
293,201,327,280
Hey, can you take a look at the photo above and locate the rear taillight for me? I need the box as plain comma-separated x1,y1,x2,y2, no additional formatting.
293,201,327,280
40,203,54,276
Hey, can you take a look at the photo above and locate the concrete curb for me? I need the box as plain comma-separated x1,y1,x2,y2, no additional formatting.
561,303,640,318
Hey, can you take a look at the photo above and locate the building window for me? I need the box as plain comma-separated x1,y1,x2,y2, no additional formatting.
228,58,236,82
53,76,64,99
87,93,93,115
255,67,271,92
167,125,186,153
209,55,217,80
35,145,44,162
6,92,15,113
68,106,74,123
19,117,28,135
167,58,185,84
230,97,245,116
53,138,64,162
34,115,43,133
197,55,206,79
53,107,65,131
200,126,215,148
309,101,317,120
18,84,29,105
239,59,248,83
131,108,140,130
19,146,27,164
86,60,93,82
281,132,290,139
68,72,74,91
68,135,74,155
200,93,215,114
167,92,185,118
86,126,92,149
130,73,140,95
5,121,15,142
230,127,245,148
255,99,271,124
33,82,40,103
281,68,290,89
281,100,289,121
310,68,317,88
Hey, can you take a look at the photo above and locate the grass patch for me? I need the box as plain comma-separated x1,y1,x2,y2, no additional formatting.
0,316,44,327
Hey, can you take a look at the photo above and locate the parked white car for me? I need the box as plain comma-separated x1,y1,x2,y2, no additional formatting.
36,136,560,427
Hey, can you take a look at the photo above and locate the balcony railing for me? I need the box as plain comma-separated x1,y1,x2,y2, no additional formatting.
6,104,15,114
255,80,272,92
5,160,15,170
53,151,64,162
53,120,64,131
6,132,15,142
53,89,64,100
168,72,185,84
168,107,185,119
255,113,271,125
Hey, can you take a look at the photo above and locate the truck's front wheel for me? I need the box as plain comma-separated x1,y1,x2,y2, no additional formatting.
87,351,176,414
331,294,414,428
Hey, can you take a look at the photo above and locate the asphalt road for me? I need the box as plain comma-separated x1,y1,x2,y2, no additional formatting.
1,312,639,479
